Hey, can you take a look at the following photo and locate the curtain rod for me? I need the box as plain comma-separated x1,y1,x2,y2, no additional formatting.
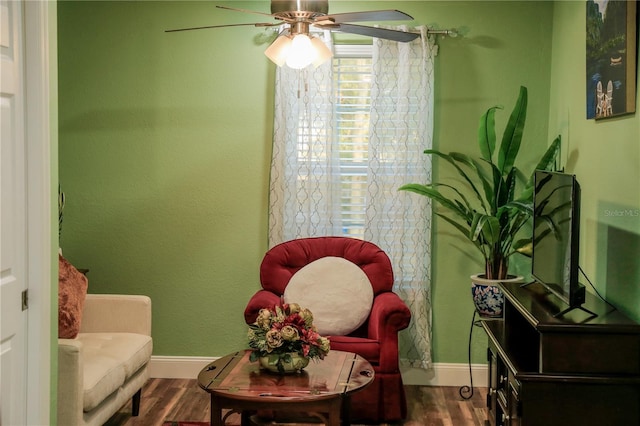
425,29,458,37
289,26,458,38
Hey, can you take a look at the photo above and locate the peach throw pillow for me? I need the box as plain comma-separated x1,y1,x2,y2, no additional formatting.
58,254,88,339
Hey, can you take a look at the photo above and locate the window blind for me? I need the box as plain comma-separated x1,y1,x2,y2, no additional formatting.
332,46,372,239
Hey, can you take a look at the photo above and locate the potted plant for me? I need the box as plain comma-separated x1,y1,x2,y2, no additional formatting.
248,303,331,373
399,86,560,317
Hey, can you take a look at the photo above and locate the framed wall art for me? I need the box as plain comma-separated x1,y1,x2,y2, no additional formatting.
586,0,637,119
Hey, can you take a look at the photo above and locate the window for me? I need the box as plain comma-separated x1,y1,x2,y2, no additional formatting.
333,45,372,239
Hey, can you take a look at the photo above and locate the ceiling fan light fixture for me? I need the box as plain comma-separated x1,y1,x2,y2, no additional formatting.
264,31,332,69
285,33,315,69
310,35,332,67
264,34,293,67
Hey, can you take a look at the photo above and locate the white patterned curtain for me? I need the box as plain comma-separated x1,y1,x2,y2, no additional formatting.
366,27,435,369
268,32,339,242
269,27,436,369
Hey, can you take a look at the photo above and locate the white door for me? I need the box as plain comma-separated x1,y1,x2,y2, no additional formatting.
1,0,29,424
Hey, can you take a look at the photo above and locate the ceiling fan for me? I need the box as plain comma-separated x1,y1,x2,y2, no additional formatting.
166,0,420,68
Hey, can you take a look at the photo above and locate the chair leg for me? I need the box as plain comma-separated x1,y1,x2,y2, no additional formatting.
132,388,142,416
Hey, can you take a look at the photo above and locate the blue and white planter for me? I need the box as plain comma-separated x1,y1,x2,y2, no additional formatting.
470,274,523,318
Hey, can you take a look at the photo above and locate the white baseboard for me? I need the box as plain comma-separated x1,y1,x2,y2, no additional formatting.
148,355,219,379
401,362,487,387
148,356,488,388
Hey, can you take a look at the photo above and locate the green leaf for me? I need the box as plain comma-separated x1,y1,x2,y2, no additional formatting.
516,185,534,204
471,213,501,245
502,168,517,206
423,150,489,212
483,216,501,244
513,239,532,257
534,135,562,172
498,86,528,175
478,106,501,162
505,200,533,216
487,161,516,215
399,184,469,220
434,183,474,216
518,136,562,201
436,213,487,258
450,152,493,210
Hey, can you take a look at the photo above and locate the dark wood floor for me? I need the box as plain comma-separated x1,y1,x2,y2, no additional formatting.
105,378,490,426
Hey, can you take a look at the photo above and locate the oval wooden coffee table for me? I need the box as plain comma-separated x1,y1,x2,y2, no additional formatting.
197,349,374,426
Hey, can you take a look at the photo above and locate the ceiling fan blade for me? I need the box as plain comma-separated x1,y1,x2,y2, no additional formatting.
317,9,413,24
165,22,279,33
330,23,419,42
215,5,276,19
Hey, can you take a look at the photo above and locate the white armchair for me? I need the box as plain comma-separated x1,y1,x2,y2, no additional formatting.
57,294,153,426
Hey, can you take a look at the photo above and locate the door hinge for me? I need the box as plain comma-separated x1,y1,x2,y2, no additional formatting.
22,289,28,311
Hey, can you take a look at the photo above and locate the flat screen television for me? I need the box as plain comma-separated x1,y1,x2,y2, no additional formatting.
531,170,595,317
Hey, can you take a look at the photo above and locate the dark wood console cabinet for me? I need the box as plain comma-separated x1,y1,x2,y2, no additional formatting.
482,281,640,426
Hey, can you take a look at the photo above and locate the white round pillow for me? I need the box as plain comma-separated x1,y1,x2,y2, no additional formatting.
284,256,374,336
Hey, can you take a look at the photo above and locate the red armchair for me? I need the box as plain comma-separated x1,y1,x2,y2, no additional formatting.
244,236,412,423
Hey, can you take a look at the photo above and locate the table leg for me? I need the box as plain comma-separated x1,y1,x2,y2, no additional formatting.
240,410,253,426
210,395,223,426
340,394,351,426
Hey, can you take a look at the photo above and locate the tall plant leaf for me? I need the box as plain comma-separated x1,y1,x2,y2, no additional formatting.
520,135,563,200
450,152,493,211
436,213,487,258
471,213,500,245
478,106,501,162
534,135,562,172
398,184,469,220
503,168,517,204
498,86,528,175
424,150,487,211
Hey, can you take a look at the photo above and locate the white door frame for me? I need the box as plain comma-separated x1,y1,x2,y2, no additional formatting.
24,1,53,424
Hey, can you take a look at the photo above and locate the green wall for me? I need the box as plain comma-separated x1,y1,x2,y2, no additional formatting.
58,1,555,363
548,2,640,321
58,1,274,356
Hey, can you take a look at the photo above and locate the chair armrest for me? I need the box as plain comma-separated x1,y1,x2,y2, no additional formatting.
244,290,281,324
367,292,412,372
79,294,152,335
57,339,84,425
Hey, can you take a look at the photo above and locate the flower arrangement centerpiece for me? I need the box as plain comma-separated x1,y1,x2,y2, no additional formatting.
248,303,330,374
